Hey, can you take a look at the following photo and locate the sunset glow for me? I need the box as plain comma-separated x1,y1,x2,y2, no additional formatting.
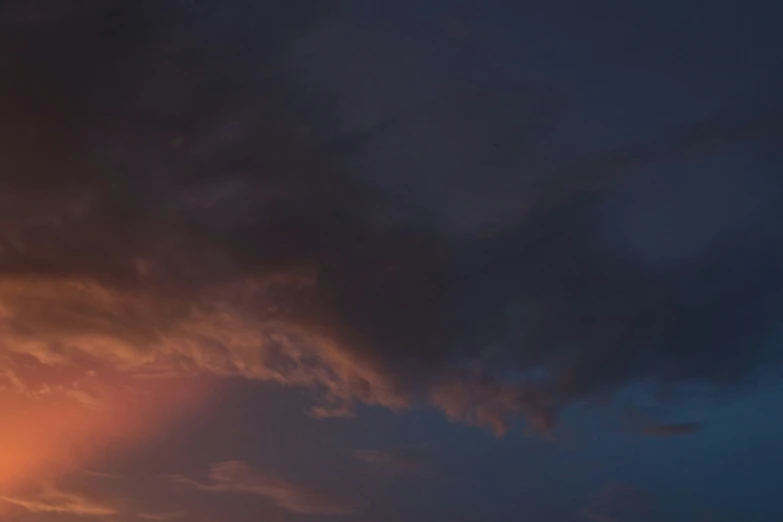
2,1,782,521
0,361,204,498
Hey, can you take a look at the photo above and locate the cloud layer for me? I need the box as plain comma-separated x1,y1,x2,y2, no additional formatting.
1,0,782,463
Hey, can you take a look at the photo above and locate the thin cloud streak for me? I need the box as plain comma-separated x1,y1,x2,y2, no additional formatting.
170,461,356,516
0,484,118,517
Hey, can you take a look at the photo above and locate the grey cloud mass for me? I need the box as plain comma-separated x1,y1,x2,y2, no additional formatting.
0,0,782,437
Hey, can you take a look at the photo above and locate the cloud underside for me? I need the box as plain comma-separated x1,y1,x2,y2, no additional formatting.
2,0,783,439
171,461,354,515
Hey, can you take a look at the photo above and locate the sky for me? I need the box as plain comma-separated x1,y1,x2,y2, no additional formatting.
0,1,782,521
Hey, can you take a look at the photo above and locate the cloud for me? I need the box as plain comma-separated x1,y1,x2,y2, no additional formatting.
170,461,355,516
138,511,186,521
1,0,783,455
0,484,118,517
644,422,703,437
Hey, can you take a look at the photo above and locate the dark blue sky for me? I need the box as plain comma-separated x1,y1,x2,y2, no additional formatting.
0,1,782,521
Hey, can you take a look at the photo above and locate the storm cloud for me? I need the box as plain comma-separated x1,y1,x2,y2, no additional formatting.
1,0,782,439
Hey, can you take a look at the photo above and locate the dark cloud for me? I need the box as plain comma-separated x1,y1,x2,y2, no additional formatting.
1,0,782,437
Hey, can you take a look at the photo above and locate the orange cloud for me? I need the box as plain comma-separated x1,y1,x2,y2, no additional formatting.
0,483,118,517
0,272,407,428
0,272,381,497
0,268,550,493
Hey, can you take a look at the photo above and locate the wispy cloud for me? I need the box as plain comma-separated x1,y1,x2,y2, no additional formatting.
0,484,117,517
171,461,356,516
